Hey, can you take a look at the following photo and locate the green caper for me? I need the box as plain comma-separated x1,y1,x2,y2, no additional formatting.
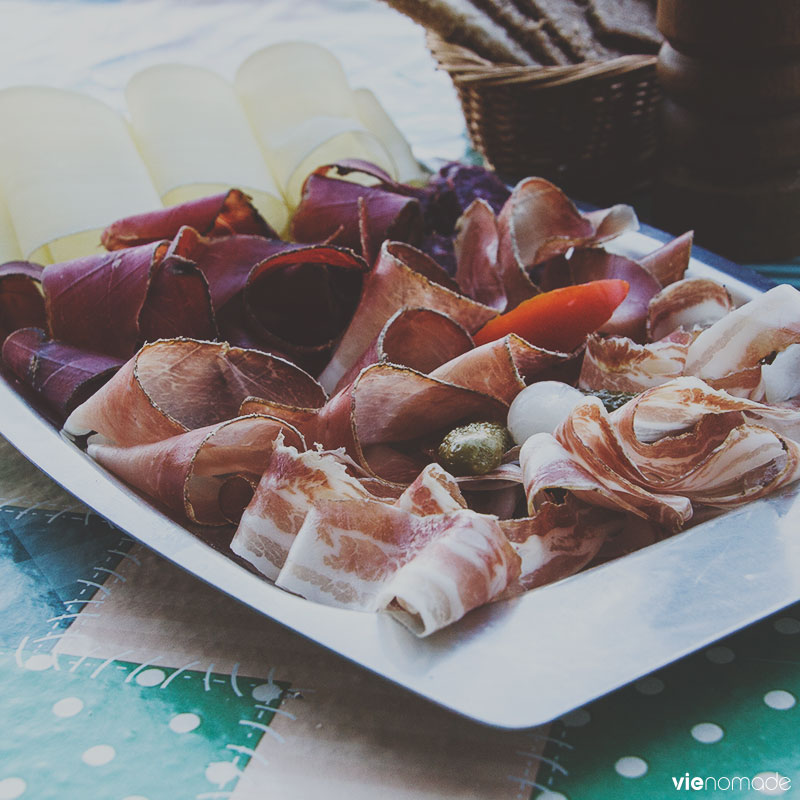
582,389,638,412
437,421,513,477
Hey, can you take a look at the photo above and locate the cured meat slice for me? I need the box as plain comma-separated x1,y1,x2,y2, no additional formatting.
88,415,303,525
63,338,325,446
647,278,733,341
684,284,800,396
496,177,638,308
290,160,423,263
101,189,277,250
395,462,468,515
318,241,496,392
520,430,692,530
244,362,509,486
638,230,693,287
0,261,46,339
243,244,369,374
578,331,692,393
275,497,520,636
43,240,216,359
430,333,570,405
333,307,473,394
2,327,123,418
500,499,622,591
453,198,506,310
231,439,373,580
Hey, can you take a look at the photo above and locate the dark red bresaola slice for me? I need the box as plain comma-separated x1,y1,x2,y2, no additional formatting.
2,327,123,419
101,189,277,251
43,240,217,359
0,261,47,340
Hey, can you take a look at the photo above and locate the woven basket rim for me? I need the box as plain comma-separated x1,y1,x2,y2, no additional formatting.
426,32,657,88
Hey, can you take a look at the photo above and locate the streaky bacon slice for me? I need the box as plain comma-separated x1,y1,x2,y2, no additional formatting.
275,497,520,636
637,230,693,287
430,333,571,404
2,327,123,419
231,439,374,580
0,261,47,340
453,198,506,310
63,338,325,446
578,331,693,393
290,161,423,263
332,307,473,394
496,177,638,308
684,284,800,399
499,499,622,592
647,278,733,341
101,189,277,250
318,241,496,392
43,240,217,359
89,415,304,525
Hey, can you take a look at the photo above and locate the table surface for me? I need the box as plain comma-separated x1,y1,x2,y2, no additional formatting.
1,3,798,799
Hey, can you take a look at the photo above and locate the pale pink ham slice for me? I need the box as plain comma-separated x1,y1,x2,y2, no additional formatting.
276,497,520,636
88,414,304,525
317,241,496,392
63,338,325,446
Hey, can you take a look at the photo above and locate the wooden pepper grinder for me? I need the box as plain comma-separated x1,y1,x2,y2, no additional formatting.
653,0,800,262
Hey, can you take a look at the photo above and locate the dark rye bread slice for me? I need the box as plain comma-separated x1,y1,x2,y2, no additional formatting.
471,0,573,64
517,0,628,62
587,0,662,54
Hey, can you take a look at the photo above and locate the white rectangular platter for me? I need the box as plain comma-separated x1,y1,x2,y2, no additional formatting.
2,224,799,729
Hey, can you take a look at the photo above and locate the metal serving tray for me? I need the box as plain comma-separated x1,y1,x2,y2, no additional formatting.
2,225,799,730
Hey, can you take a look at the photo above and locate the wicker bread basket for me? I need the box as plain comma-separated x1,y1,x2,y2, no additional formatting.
427,33,661,203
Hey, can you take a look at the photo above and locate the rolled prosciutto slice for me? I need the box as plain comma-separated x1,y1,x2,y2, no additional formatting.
89,415,304,525
0,261,46,340
246,361,509,486
63,338,325,446
276,497,520,636
101,189,277,250
496,177,638,308
43,240,216,359
647,278,733,341
2,327,123,419
318,241,496,392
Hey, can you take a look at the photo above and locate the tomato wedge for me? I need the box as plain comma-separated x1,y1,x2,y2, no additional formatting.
473,278,629,352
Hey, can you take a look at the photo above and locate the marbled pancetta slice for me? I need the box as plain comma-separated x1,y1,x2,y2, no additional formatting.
684,284,800,399
276,497,520,636
231,439,374,580
101,189,277,250
2,327,123,419
647,278,733,341
578,331,693,393
0,261,46,340
332,307,473,394
318,241,496,392
43,240,217,359
89,415,303,525
496,177,638,308
63,338,325,446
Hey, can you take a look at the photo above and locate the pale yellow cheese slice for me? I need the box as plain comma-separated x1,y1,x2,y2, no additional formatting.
126,64,289,235
0,87,162,264
235,42,396,206
354,88,426,185
0,188,23,265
